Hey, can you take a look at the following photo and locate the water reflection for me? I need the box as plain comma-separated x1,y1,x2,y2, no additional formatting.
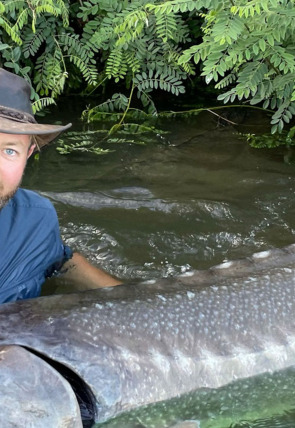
24,112,295,282
232,409,295,428
94,367,295,428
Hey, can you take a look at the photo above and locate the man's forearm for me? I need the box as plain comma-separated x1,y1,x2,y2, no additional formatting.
61,252,122,290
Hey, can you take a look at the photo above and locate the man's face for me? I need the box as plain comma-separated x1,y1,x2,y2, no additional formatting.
0,133,35,209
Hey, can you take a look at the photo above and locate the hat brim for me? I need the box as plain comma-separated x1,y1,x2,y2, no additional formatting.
0,116,72,148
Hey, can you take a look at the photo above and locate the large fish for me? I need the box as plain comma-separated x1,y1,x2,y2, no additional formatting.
1,244,295,427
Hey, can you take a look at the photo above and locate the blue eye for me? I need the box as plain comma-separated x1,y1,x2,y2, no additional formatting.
4,149,16,156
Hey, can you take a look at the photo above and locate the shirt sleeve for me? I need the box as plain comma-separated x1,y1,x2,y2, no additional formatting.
45,244,73,278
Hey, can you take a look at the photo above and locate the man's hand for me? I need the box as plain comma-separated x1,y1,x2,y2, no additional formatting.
61,252,122,290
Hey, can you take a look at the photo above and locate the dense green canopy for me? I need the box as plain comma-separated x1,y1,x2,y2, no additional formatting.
1,0,295,136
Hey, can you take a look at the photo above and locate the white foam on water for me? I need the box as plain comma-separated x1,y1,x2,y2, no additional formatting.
252,250,271,259
214,261,234,269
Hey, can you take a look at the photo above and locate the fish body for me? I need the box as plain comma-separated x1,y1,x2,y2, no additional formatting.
1,244,295,425
0,345,82,427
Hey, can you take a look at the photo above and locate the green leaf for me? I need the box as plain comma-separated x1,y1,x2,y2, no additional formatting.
259,39,266,52
267,34,274,46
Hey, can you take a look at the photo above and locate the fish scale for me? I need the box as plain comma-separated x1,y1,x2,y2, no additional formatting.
0,245,295,425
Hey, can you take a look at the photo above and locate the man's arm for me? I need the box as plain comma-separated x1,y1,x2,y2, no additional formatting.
60,252,122,290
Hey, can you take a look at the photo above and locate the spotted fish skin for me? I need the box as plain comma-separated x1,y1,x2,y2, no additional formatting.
0,345,83,428
168,421,200,428
0,244,295,423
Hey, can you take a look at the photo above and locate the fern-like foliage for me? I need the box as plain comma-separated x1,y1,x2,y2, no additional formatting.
83,93,129,122
178,0,295,133
32,96,55,113
134,69,185,95
0,0,96,100
1,0,295,143
22,27,46,58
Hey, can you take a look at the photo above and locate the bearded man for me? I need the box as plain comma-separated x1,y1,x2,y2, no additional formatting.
0,68,121,303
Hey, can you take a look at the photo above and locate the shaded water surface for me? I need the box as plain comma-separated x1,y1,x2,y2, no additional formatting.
23,110,295,427
24,111,295,282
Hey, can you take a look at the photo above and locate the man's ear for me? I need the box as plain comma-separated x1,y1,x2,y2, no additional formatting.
27,144,36,158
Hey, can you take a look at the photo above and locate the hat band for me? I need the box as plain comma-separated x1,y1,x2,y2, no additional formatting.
0,105,36,124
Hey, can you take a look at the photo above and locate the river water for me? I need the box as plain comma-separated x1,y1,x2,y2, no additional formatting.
24,110,295,285
23,108,295,427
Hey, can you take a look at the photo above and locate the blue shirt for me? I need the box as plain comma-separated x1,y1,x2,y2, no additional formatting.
0,188,72,303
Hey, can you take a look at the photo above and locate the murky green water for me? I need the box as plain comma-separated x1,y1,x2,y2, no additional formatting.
96,366,295,428
24,110,295,282
23,109,295,427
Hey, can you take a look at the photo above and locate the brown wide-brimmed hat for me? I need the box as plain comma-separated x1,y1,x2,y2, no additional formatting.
0,68,71,148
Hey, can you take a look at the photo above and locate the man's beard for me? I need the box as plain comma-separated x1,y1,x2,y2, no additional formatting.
0,188,19,210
